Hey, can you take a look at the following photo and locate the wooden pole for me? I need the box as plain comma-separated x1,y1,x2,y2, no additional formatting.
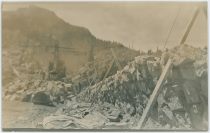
111,48,122,69
180,7,200,44
200,3,207,18
103,59,115,80
135,59,173,129
8,59,21,78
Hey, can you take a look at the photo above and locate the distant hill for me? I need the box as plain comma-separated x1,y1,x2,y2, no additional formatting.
2,5,139,76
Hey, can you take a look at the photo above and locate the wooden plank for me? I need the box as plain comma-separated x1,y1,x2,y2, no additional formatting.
180,7,200,44
135,59,173,129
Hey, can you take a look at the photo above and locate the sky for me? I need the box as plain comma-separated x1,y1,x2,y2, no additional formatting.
2,2,208,51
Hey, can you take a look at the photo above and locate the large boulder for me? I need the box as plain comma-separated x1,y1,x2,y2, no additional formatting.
32,91,54,106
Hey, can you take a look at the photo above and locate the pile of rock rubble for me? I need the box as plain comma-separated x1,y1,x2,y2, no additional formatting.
3,79,73,105
3,44,207,130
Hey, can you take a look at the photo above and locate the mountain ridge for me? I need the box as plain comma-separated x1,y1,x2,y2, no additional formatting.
3,5,139,75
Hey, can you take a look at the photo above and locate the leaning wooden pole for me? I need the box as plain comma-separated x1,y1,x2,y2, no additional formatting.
111,48,122,69
103,59,115,80
135,59,173,129
180,7,200,44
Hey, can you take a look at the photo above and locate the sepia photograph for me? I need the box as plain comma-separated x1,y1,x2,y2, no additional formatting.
2,1,208,131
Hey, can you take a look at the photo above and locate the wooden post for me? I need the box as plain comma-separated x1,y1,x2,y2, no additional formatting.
135,59,173,129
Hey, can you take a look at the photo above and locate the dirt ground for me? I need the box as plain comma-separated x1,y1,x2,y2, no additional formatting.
2,100,57,129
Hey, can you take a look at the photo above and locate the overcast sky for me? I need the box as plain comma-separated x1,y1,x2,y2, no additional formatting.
3,2,208,51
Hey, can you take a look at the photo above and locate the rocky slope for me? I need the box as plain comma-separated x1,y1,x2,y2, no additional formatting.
3,5,139,85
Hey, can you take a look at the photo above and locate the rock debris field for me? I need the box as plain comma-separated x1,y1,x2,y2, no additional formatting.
3,44,208,130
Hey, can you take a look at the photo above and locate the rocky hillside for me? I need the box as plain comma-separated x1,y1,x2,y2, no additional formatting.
3,5,139,84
